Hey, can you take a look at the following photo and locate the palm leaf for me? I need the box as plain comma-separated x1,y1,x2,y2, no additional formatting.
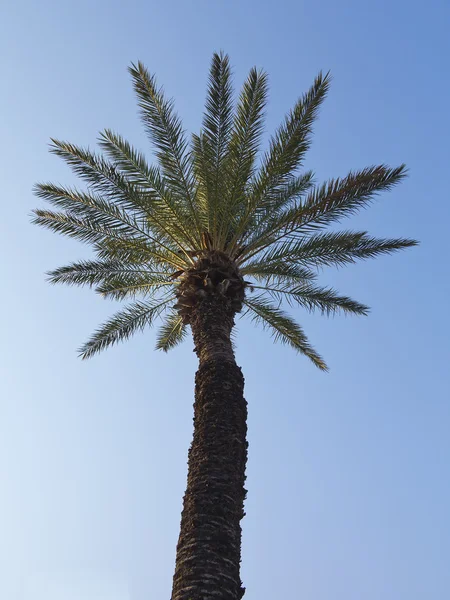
252,71,330,200
240,164,408,261
220,66,269,247
243,295,327,370
228,72,330,248
202,52,234,238
34,182,181,257
128,62,203,234
244,231,417,269
156,311,187,351
241,261,317,284
238,171,315,252
47,259,171,287
98,129,199,251
253,283,369,316
47,139,190,248
292,164,408,231
48,140,145,208
79,297,174,359
96,276,174,301
32,209,186,270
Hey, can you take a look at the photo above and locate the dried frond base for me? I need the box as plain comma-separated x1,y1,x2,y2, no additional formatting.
175,251,246,324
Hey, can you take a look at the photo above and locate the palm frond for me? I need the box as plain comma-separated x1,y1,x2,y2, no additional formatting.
244,231,418,269
93,236,182,268
253,71,330,197
253,283,369,316
48,139,143,207
191,132,212,219
191,53,233,243
128,61,203,234
203,53,234,157
34,180,190,270
239,164,408,261
228,72,330,248
243,295,327,370
98,129,199,251
238,171,315,252
79,297,174,359
96,275,174,301
47,259,171,287
292,164,408,231
265,170,316,215
47,138,189,245
32,208,126,245
156,311,187,351
227,67,268,198
32,209,186,270
34,182,179,255
220,66,269,247
201,52,234,239
241,261,317,284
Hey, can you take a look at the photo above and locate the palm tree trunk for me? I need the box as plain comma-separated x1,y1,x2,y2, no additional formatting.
171,295,248,600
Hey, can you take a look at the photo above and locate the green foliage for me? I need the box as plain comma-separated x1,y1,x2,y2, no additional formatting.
243,295,327,370
79,298,174,359
252,283,369,316
156,311,188,352
33,52,417,366
128,61,202,236
243,231,417,271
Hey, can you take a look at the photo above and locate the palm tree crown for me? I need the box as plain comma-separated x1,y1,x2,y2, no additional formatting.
33,52,416,370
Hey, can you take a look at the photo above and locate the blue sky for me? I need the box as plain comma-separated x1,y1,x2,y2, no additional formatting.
1,0,449,598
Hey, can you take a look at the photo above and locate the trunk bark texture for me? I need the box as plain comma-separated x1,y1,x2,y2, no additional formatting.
171,295,248,600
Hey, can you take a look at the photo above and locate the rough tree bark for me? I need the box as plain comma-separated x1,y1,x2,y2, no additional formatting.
171,295,248,600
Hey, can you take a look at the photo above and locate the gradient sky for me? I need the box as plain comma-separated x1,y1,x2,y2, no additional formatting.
1,1,449,599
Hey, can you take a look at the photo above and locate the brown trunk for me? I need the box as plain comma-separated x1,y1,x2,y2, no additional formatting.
171,295,248,600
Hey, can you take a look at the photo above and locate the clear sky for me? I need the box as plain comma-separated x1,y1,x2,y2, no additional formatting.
1,1,449,598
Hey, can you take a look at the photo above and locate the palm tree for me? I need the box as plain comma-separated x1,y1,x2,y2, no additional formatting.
33,52,417,599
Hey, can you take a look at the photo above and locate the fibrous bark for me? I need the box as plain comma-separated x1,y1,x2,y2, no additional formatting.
171,285,248,600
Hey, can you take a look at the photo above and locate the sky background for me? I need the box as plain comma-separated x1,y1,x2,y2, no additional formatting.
1,1,449,598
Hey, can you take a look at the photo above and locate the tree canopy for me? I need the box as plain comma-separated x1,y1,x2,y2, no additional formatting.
33,52,417,369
